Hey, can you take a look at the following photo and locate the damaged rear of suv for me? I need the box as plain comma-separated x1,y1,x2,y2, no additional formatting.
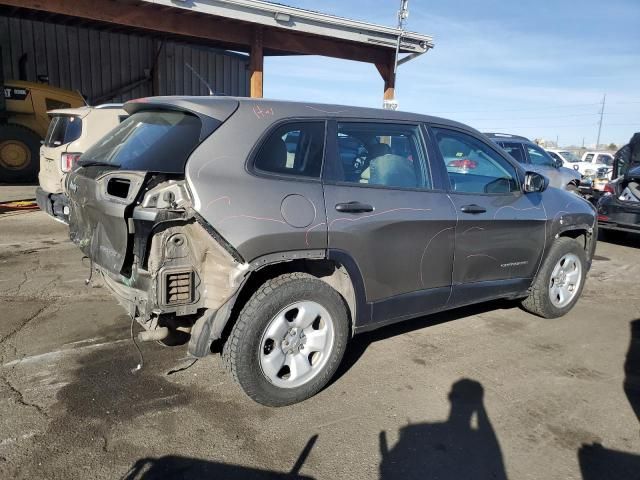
67,97,596,406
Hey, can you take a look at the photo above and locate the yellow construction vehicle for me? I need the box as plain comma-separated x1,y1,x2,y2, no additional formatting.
1,80,85,183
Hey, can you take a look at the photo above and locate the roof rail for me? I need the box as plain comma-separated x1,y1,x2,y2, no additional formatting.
95,103,124,109
483,132,531,141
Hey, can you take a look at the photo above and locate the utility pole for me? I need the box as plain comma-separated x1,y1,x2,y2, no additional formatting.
393,0,410,75
596,94,606,149
384,0,409,110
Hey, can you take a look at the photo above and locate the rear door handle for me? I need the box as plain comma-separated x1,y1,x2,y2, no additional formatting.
460,204,487,214
335,201,374,213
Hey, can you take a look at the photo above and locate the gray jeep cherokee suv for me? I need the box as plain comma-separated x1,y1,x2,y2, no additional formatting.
66,97,597,406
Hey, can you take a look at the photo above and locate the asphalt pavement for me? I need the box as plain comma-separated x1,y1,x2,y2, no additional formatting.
1,207,639,480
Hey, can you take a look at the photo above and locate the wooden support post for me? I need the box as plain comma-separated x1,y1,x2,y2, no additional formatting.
250,27,264,98
376,52,396,104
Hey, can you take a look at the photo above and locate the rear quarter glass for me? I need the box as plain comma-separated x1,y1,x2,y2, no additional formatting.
79,110,204,174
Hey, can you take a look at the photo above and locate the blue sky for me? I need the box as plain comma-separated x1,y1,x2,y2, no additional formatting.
265,0,640,147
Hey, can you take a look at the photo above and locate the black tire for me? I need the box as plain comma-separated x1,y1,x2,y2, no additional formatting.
222,272,349,406
0,124,41,183
521,237,587,318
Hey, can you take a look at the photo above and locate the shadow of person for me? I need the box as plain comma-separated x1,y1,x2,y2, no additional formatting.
122,435,318,480
577,319,640,480
379,378,508,480
624,319,640,423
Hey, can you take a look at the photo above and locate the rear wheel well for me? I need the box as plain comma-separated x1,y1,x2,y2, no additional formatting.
215,259,356,352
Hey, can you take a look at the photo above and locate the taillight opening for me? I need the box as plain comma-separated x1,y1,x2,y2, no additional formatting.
61,152,82,173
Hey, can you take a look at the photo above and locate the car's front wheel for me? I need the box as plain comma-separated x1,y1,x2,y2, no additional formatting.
521,237,587,318
222,272,349,406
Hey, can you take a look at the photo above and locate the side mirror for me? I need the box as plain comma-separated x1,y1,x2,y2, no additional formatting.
553,158,563,169
524,171,549,193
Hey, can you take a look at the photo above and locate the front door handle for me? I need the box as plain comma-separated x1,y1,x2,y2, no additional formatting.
460,204,487,214
335,201,374,213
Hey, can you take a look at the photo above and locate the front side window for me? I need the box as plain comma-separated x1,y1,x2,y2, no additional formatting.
334,122,429,189
526,144,555,167
499,142,527,164
254,122,325,178
433,128,519,194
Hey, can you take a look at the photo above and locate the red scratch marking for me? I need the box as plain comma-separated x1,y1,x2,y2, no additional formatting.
204,196,232,210
217,214,286,225
493,205,543,219
419,227,454,288
305,222,326,247
329,208,432,229
253,105,274,119
305,105,349,114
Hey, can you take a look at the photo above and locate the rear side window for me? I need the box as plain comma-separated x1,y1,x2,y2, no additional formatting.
526,144,555,167
499,142,526,164
433,128,519,194
254,122,325,178
79,110,202,173
44,115,83,147
596,154,613,165
585,153,595,162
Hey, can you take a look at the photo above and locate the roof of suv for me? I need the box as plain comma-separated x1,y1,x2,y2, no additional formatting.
483,132,532,142
124,96,474,132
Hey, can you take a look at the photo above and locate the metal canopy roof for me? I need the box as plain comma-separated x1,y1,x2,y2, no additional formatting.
148,0,434,55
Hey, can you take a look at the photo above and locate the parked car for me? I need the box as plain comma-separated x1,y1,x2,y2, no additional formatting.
1,79,85,183
597,136,640,238
66,97,597,406
484,133,582,193
545,149,582,168
36,104,127,222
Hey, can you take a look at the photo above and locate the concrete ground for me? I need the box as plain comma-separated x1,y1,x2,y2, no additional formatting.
0,184,37,203
1,208,639,480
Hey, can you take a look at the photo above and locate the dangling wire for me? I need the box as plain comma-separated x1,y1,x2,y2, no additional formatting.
167,358,198,376
130,316,144,373
83,255,94,285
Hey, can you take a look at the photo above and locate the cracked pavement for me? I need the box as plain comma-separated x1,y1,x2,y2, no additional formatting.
1,209,639,479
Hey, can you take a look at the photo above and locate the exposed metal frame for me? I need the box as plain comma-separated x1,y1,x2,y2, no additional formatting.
154,0,434,54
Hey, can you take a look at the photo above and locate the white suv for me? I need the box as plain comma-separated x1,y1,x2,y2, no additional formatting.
36,104,126,222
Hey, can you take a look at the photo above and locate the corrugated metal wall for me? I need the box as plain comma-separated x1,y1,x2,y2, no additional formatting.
0,14,250,104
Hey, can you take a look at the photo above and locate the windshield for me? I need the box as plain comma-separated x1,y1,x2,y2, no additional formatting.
559,151,581,163
80,110,202,173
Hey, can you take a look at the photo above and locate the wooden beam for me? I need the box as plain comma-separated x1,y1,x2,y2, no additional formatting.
249,27,263,98
376,52,396,101
264,28,388,65
1,0,252,48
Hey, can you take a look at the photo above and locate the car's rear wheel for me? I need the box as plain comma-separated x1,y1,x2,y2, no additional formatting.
222,272,349,406
521,237,587,318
